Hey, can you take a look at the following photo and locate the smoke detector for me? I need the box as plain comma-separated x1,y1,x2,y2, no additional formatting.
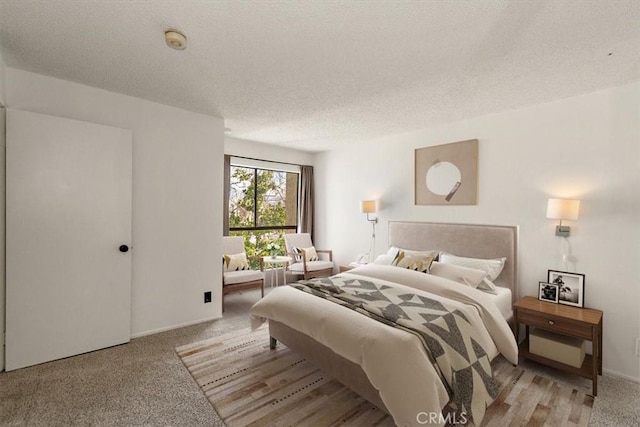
165,30,187,50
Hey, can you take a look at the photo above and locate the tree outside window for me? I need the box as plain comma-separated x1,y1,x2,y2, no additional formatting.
229,166,298,260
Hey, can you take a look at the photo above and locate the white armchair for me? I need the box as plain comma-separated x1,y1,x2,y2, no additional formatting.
222,236,264,311
284,233,334,281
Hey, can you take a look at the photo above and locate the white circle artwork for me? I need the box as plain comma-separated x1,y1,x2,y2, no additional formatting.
425,161,461,195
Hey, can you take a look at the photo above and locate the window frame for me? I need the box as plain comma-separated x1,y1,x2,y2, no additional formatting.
228,162,300,234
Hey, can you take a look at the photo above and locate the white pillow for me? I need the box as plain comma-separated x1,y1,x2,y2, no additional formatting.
386,246,400,258
223,252,249,272
372,246,405,265
391,249,437,273
429,261,488,288
373,254,395,265
476,278,498,295
439,252,506,281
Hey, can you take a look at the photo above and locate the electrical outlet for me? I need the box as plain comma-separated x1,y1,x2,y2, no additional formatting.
204,291,212,303
636,338,640,357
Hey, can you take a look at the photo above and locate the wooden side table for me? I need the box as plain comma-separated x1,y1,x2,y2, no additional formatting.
513,296,603,396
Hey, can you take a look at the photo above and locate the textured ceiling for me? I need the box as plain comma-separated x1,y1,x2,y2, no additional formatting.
0,1,638,152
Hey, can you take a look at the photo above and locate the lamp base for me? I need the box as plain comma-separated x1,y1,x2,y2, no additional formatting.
555,225,570,237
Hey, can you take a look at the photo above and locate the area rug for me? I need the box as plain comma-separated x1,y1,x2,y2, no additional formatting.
177,327,593,426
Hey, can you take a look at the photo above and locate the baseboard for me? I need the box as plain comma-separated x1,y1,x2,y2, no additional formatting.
130,315,222,339
603,368,640,384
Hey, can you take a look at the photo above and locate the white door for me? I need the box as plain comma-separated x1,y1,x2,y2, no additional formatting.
5,109,132,371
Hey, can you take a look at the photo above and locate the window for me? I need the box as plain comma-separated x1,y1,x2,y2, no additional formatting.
228,162,299,258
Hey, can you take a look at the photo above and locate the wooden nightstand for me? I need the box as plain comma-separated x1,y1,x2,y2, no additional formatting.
513,296,603,396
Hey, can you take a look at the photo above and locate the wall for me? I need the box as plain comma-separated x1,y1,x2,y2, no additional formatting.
314,82,640,381
225,136,314,166
5,69,225,338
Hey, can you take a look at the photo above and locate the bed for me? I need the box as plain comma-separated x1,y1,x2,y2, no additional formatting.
250,221,519,426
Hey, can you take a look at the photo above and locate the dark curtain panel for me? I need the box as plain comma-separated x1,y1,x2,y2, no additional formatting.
223,154,231,236
298,165,314,240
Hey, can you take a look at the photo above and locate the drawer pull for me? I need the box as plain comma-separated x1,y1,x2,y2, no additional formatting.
548,320,555,326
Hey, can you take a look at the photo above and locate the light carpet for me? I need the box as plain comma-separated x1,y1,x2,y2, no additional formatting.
177,325,594,427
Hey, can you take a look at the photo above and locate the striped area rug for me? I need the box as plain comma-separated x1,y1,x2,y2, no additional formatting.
176,327,593,426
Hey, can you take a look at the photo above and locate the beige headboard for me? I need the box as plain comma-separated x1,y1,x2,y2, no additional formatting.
388,221,519,302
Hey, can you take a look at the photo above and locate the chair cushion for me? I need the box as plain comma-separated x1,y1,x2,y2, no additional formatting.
223,252,249,272
223,270,264,285
289,260,333,272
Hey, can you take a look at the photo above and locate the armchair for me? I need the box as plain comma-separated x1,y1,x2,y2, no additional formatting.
222,236,264,311
284,233,334,281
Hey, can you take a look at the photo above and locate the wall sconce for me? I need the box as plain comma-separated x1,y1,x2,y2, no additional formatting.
546,198,580,237
360,200,378,263
360,200,378,223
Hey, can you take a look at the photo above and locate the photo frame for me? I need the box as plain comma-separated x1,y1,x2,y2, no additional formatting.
547,270,585,308
415,139,478,205
538,282,559,303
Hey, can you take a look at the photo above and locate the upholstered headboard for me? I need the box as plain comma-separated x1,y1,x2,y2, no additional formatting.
388,221,519,302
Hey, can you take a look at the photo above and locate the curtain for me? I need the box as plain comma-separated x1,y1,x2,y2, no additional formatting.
298,165,314,240
223,154,231,236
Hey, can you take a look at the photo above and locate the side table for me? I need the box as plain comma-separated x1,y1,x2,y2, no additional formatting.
513,296,603,396
262,256,291,287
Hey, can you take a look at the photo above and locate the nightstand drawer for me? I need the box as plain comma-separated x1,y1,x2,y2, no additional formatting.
518,310,593,339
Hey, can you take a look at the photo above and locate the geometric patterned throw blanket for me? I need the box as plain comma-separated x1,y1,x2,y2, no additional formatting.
291,276,500,425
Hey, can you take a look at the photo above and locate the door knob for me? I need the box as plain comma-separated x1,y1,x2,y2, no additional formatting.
119,244,129,253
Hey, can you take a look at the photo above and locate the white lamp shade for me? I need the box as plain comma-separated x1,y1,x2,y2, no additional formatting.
360,200,376,214
546,198,580,220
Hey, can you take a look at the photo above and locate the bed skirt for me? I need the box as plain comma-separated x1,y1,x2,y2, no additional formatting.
268,319,390,413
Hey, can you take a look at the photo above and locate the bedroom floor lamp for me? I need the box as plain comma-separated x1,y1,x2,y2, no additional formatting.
360,200,378,263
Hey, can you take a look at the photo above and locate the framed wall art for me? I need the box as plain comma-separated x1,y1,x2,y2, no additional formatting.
547,270,585,308
538,282,559,303
415,139,478,205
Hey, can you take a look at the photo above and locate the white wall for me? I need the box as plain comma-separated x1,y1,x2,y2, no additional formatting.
5,69,225,338
315,82,640,382
225,136,314,165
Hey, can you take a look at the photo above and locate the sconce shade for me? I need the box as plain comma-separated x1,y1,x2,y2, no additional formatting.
360,200,377,214
546,198,580,220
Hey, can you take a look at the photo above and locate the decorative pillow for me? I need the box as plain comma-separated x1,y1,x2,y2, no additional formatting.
292,246,319,262
391,249,437,273
429,261,488,288
439,252,506,281
223,252,249,272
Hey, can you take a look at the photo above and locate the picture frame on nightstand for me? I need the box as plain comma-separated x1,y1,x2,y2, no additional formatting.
548,270,585,308
538,282,559,303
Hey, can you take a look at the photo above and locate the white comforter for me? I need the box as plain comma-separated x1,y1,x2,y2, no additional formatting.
250,264,518,427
